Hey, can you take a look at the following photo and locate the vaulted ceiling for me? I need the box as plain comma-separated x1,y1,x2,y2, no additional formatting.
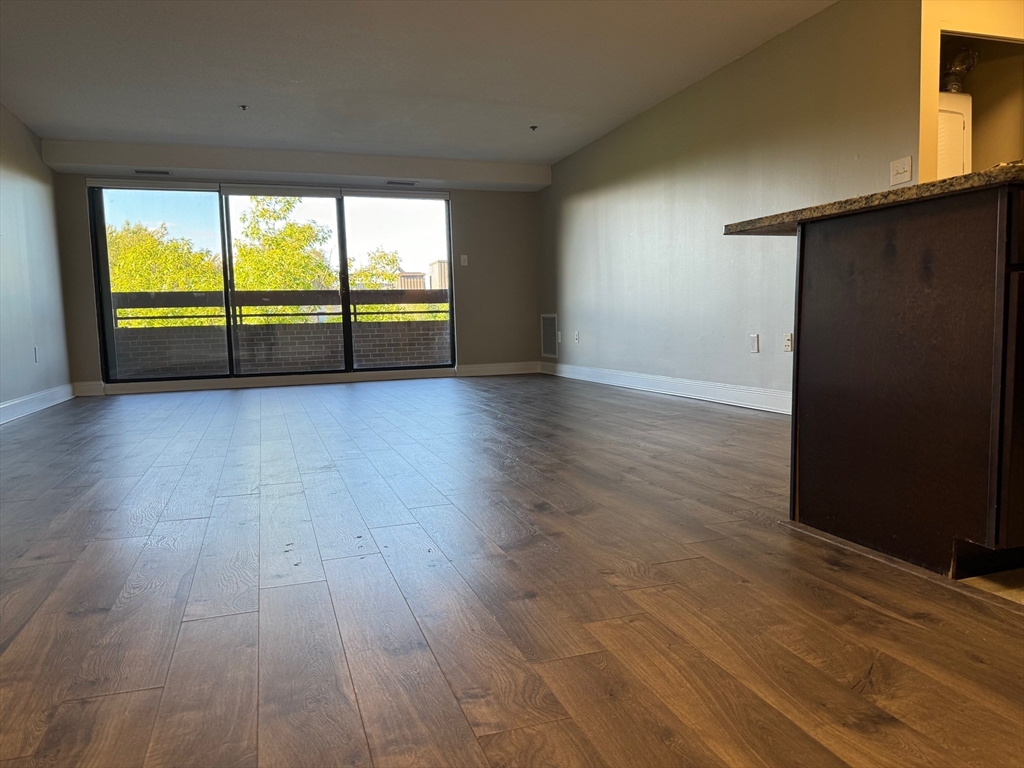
0,0,832,165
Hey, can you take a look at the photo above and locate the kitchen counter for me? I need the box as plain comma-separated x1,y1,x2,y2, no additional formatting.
729,175,1023,575
724,163,1024,236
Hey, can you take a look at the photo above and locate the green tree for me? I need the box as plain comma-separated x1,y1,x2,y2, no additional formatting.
233,197,337,290
348,246,400,290
349,247,447,322
107,222,224,327
232,196,339,324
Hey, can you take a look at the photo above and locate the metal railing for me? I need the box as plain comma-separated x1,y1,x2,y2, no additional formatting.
110,289,450,326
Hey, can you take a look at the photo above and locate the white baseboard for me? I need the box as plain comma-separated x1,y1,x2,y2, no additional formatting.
73,381,105,396
539,361,791,414
0,384,75,424
456,362,541,376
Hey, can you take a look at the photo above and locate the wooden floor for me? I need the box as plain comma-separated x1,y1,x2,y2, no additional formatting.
963,569,1024,605
1,375,1021,768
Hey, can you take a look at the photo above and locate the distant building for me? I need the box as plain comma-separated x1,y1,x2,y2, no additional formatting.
429,260,449,290
397,272,426,290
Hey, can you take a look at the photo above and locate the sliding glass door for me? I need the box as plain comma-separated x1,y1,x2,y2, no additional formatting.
225,194,346,374
343,194,453,368
93,188,230,380
91,184,455,381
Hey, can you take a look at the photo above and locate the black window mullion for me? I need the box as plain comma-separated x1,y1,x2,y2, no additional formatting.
219,193,237,376
338,196,355,372
88,187,118,382
446,198,457,367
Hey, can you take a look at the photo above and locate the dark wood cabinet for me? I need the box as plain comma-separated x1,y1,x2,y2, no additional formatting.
728,169,1024,576
1000,268,1023,550
791,184,1023,574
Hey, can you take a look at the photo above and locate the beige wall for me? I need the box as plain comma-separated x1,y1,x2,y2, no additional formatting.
0,105,71,404
963,37,1024,170
539,0,922,396
450,190,540,366
53,174,102,384
919,0,1024,181
52,176,541,385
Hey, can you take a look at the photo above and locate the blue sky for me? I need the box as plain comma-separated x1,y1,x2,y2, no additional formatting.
104,188,223,254
103,189,450,283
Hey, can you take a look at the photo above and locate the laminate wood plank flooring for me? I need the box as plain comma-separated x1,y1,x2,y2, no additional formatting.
335,457,416,528
626,583,972,767
159,457,224,521
0,563,71,655
217,444,261,498
67,519,206,698
97,464,187,540
409,505,606,661
962,568,1024,604
14,478,142,567
478,718,609,768
258,483,324,588
300,470,377,560
0,487,89,571
709,518,1024,652
1,376,1021,766
0,536,148,760
586,614,847,768
364,449,448,509
687,535,1024,712
324,553,489,768
22,688,162,768
258,581,369,768
373,523,567,735
259,439,301,487
143,612,258,768
533,651,726,768
183,495,259,621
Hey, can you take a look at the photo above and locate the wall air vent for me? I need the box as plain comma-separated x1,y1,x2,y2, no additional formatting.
385,180,417,187
541,314,558,358
134,169,172,175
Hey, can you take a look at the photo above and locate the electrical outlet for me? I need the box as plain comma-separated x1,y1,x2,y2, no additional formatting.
890,156,912,186
556,331,561,343
783,332,794,352
460,254,468,266
749,334,760,353
574,331,580,343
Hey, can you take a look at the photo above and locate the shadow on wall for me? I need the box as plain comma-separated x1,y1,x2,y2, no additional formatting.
538,0,922,393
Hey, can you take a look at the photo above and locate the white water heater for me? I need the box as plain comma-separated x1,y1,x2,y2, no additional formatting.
937,91,973,179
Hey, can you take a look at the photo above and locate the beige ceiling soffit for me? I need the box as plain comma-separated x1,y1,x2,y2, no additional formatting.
42,140,551,192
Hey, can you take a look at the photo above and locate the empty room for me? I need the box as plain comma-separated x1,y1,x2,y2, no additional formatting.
1,1,1023,766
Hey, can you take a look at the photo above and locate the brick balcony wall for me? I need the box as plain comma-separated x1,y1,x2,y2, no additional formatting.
112,320,451,378
352,320,451,368
113,326,229,379
235,322,347,374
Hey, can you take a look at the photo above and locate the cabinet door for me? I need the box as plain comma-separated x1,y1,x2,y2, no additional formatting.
795,188,1003,573
1001,270,1023,548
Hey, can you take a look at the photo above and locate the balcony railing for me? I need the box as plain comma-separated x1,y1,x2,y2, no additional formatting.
110,289,450,326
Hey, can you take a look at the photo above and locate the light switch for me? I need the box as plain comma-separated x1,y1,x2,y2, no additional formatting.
460,254,468,266
783,332,794,352
749,334,760,354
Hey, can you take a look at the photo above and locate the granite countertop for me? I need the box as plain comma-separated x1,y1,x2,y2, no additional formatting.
725,163,1024,236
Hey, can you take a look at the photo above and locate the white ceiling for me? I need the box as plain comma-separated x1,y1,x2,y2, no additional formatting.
0,0,832,166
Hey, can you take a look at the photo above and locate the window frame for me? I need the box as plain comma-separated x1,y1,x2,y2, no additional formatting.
87,180,457,383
